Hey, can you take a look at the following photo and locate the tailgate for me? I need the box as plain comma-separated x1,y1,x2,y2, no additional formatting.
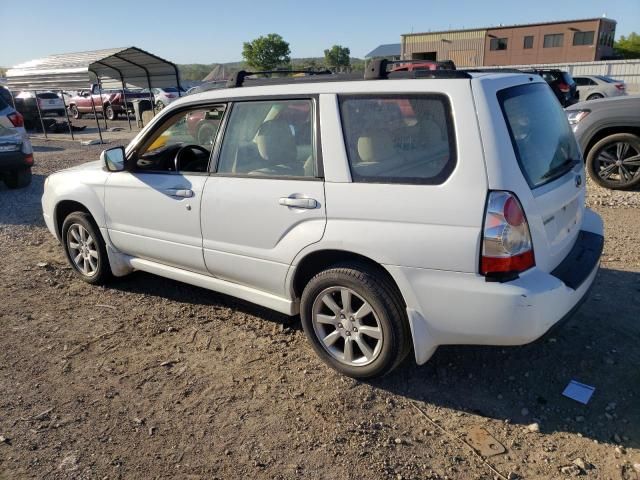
474,77,586,273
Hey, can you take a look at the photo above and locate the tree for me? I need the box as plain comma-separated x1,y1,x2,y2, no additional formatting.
614,32,640,59
242,34,290,71
324,45,351,71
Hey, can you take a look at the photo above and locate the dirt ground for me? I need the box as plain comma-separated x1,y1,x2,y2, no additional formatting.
1,136,639,480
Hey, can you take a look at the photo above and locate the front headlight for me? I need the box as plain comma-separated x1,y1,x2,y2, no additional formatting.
566,110,590,125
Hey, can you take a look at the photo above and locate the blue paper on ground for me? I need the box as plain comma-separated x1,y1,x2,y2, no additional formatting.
562,380,595,404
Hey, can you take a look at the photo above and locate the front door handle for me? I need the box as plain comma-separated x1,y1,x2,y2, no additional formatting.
279,196,318,209
165,188,194,198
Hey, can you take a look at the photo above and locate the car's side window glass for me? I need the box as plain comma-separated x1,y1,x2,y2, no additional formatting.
216,99,315,177
338,95,456,184
134,105,226,173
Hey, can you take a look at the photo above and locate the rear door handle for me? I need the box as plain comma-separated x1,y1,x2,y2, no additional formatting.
279,196,318,209
165,188,194,198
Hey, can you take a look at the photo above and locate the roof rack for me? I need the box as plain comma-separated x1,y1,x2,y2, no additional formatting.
227,69,332,88
364,59,471,80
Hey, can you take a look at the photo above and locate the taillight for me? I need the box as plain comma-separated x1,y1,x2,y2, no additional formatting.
615,84,625,91
24,153,34,166
481,191,535,279
557,82,570,93
7,112,24,127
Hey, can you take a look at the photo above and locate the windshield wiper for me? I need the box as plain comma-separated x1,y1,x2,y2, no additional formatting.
541,158,580,180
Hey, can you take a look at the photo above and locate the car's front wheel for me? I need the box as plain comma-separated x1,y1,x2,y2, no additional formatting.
62,212,112,284
300,263,411,378
586,133,640,190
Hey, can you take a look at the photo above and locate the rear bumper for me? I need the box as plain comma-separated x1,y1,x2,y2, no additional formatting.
387,208,604,364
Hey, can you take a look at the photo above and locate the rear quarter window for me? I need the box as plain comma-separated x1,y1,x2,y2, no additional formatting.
338,94,456,184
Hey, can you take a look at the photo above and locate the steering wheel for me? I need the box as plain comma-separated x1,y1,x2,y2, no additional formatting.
174,144,210,172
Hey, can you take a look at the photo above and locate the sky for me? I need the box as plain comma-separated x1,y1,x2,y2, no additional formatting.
1,0,639,67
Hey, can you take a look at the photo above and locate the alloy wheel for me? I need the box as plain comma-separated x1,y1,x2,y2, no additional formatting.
596,141,640,186
67,224,99,276
311,286,383,366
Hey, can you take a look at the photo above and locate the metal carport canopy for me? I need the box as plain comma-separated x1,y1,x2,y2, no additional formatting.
6,46,181,91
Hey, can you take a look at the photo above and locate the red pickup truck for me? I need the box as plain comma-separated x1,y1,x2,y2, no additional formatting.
67,84,150,120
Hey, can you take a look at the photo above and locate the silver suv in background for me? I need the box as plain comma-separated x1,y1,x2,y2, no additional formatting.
567,95,640,189
42,66,604,378
573,75,626,100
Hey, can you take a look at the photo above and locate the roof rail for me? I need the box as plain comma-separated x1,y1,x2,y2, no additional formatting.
227,69,332,88
464,68,525,74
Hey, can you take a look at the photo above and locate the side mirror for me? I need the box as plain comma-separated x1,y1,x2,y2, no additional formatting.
101,146,126,172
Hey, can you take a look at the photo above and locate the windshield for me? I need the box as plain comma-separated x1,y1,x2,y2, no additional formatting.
163,87,178,93
498,83,580,189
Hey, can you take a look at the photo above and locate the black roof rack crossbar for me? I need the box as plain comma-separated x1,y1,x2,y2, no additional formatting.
364,59,470,80
227,69,332,88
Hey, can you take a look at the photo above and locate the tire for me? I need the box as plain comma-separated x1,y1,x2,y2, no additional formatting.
586,133,640,190
105,104,116,121
300,263,411,378
587,93,604,100
70,105,82,119
57,110,65,117
61,212,112,285
3,168,32,189
196,122,216,145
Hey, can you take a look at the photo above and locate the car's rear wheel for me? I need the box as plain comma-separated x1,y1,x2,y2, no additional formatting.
587,93,604,100
62,212,112,284
300,263,411,378
3,168,32,189
586,133,640,190
105,104,116,120
70,105,82,119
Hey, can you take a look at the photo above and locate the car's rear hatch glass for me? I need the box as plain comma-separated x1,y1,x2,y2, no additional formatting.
498,82,585,270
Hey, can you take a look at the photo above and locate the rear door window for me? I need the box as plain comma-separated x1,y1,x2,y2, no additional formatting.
338,95,456,184
498,83,580,189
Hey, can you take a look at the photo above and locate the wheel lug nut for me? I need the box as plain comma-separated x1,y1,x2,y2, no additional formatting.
338,323,343,329
353,327,357,332
346,331,351,336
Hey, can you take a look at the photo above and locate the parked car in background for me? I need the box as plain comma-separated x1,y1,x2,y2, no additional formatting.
43,69,603,378
573,75,626,100
0,87,26,135
525,69,579,107
145,87,185,110
0,123,33,189
15,91,66,116
67,84,149,120
567,95,640,190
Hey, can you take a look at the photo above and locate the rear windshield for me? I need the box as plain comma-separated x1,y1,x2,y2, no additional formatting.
596,75,617,83
163,87,178,93
37,92,59,99
338,94,456,184
498,83,580,189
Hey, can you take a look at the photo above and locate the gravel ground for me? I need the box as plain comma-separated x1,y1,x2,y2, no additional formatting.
0,139,639,480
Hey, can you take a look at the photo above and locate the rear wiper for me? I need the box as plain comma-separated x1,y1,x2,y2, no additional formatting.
541,158,580,180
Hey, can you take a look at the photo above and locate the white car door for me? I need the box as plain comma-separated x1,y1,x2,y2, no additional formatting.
200,98,326,297
105,104,227,274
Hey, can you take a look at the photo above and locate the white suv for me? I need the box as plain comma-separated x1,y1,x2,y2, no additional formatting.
42,66,604,378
